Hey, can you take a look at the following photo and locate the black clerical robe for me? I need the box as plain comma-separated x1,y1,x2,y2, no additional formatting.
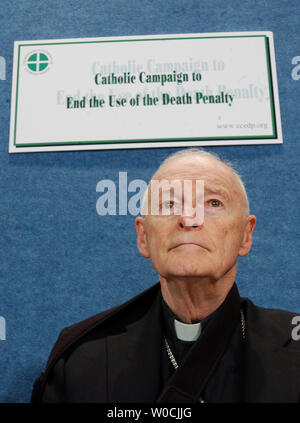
31,283,300,403
160,291,244,402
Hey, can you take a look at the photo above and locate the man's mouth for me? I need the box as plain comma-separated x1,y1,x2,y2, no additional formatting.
171,242,207,251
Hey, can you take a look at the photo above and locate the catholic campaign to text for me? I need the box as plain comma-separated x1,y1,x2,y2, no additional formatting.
66,69,234,110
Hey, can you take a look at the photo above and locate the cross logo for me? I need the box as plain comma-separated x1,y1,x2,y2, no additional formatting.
25,50,52,74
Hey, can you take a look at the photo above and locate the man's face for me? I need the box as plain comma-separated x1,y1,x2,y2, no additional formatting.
136,155,256,283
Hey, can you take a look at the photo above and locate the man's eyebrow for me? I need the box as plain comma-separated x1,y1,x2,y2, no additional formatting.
204,185,230,200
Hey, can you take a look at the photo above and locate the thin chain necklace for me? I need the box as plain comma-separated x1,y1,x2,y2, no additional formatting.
164,308,246,402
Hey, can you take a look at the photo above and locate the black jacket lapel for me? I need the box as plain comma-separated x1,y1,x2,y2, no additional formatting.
107,289,163,402
243,331,300,402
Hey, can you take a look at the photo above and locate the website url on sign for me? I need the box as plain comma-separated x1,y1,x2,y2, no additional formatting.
217,122,268,130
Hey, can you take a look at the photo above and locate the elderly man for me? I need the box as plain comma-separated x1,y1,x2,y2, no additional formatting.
31,148,300,403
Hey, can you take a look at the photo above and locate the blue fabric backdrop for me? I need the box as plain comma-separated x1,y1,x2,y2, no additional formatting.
0,0,299,402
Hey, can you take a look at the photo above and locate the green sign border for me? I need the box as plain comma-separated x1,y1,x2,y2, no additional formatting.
13,34,278,148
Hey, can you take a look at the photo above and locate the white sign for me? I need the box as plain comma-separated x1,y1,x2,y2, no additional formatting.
9,32,282,153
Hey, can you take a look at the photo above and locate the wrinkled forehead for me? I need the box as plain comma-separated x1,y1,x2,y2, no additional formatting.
151,155,248,209
152,155,237,189
141,155,249,218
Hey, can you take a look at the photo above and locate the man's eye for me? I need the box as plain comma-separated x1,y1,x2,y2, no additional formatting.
162,201,174,209
209,199,221,207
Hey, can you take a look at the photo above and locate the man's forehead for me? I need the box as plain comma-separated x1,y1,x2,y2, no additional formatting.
152,155,235,185
142,154,249,217
149,179,229,196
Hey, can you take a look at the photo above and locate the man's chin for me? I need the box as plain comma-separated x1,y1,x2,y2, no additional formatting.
161,265,215,281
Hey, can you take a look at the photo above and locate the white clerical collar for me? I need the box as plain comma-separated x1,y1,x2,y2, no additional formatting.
174,319,202,341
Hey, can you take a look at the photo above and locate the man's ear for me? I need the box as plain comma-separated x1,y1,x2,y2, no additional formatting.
238,215,256,257
135,216,150,258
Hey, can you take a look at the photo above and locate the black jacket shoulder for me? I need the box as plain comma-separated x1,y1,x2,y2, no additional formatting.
30,283,160,402
243,297,300,349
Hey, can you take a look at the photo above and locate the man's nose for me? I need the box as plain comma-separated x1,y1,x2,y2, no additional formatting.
178,207,204,229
